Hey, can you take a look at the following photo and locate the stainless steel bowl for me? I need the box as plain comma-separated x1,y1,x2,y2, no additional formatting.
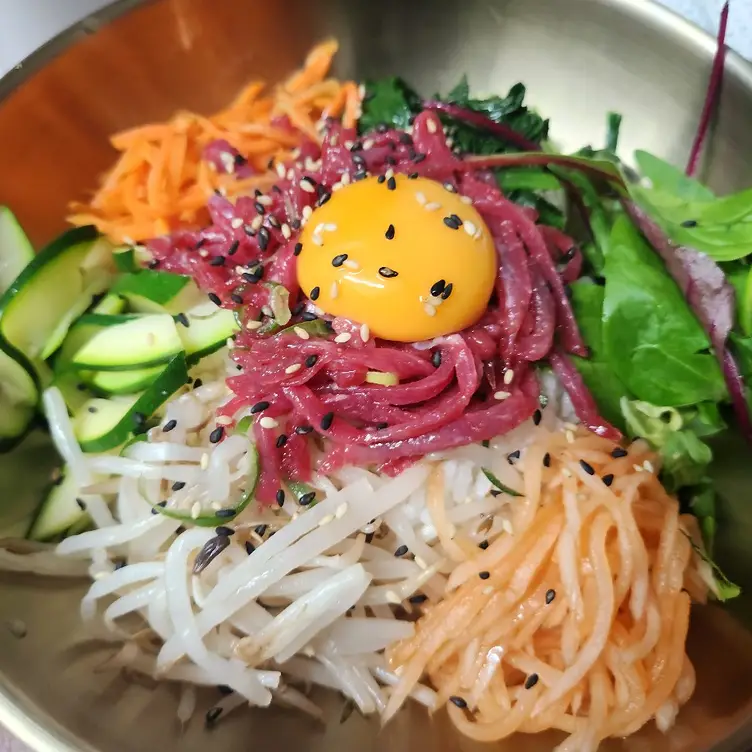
1,1,752,750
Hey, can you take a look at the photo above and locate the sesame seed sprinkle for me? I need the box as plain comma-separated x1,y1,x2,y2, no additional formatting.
330,281,339,299
503,369,514,385
163,419,177,432
644,460,655,473
318,513,335,528
545,589,556,604
312,233,324,246
424,202,441,211
294,326,310,340
310,286,321,301
611,447,628,458
579,459,595,475
343,259,360,270
276,163,286,178
246,320,262,330
394,545,408,557
285,363,302,374
200,454,209,470
191,502,202,519
449,696,468,709
335,332,352,344
525,674,539,690
464,221,477,237
379,267,398,278
602,473,615,487
209,426,224,443
415,192,427,205
423,303,437,317
332,253,348,267
360,323,370,342
305,354,318,368
230,217,243,229
494,390,511,400
259,416,279,429
385,224,395,240
427,118,437,134
335,502,348,519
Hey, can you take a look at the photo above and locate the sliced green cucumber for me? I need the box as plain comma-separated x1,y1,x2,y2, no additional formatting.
82,365,165,395
51,371,94,414
0,207,34,296
71,313,182,371
55,314,139,372
111,270,201,314
179,307,240,365
92,293,126,315
0,337,39,451
27,470,89,542
74,353,188,452
0,226,116,362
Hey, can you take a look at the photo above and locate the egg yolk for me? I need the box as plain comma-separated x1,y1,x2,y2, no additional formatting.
296,175,497,342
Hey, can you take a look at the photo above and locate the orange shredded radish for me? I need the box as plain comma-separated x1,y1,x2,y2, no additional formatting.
69,40,360,244
385,429,709,750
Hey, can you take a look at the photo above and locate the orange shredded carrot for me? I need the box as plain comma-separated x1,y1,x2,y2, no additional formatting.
69,39,360,244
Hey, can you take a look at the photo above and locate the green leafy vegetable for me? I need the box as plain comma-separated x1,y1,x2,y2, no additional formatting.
727,264,752,336
359,77,421,132
684,532,741,601
605,112,622,154
633,151,714,201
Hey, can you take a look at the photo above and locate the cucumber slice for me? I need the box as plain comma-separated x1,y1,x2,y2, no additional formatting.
71,313,183,371
82,365,164,395
51,371,93,414
0,337,39,451
0,207,34,296
179,307,240,365
92,294,126,315
74,354,189,452
0,226,116,362
27,470,89,542
111,270,200,314
55,314,139,372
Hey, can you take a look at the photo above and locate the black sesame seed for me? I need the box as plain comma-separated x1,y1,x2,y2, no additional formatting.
299,491,316,506
386,176,397,190
365,532,375,544
242,267,263,283
320,412,334,431
257,227,270,251
76,498,86,511
611,447,628,458
449,696,468,709
215,508,236,519
209,255,225,267
310,286,320,301
88,406,98,414
291,219,301,230
296,424,314,435
293,242,303,257
579,459,595,475
268,215,280,229
450,213,463,225
602,473,615,487
151,500,167,514
276,489,286,507
230,293,243,305
377,175,386,184
479,540,489,550
228,240,240,257
172,481,186,491
332,253,348,267
432,350,442,368
525,674,539,690
245,541,256,555
175,312,190,328
244,226,256,237
193,378,203,389
209,426,224,443
208,292,221,305
317,192,331,207
379,267,399,278
561,246,577,262
215,525,235,537
545,589,556,604
305,354,318,368
276,434,288,448
385,224,395,240
681,219,698,228
430,279,446,297
533,409,542,426
413,153,426,163
250,401,270,414
147,258,160,269
408,171,419,179
254,524,267,536
409,593,428,604
205,707,223,726
375,422,389,430
507,450,521,464
543,452,551,468
394,545,409,557
479,571,491,580
301,311,318,321
254,201,266,215
441,283,453,300
443,216,461,230
353,170,368,181
195,238,207,250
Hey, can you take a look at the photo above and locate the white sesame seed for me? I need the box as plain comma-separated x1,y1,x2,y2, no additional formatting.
494,390,511,401
259,416,279,429
566,430,575,444
360,323,370,342
302,205,313,219
415,191,427,205
633,464,643,473
299,178,315,193
285,363,302,374
199,249,209,258
332,181,343,192
200,454,209,470
385,168,394,180
464,221,477,237
216,415,233,425
363,138,375,150
318,513,335,528
444,182,456,192
562,467,572,478
330,281,339,299
276,162,286,178
294,326,310,340
344,140,354,150
474,229,483,240
343,259,360,270
257,195,273,206
424,202,441,211
341,172,351,185
334,332,352,344
385,591,402,605
191,502,202,519
312,233,324,246
503,369,514,385
460,195,473,205
335,502,349,519
428,295,443,306
230,217,243,229
251,215,263,230
324,223,338,232
427,118,437,134
286,168,295,181
281,223,291,239
423,303,437,317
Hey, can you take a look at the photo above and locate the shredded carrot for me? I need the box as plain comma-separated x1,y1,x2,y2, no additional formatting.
69,40,360,244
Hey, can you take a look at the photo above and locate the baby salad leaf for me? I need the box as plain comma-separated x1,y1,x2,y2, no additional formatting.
685,532,741,601
359,77,422,132
633,151,714,202
601,217,726,406
726,264,752,336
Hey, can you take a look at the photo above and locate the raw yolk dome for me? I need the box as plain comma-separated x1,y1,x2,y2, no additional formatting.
296,175,497,342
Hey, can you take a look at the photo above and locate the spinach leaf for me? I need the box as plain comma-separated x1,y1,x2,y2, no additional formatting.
661,430,713,489
601,217,726,406
633,151,714,201
359,77,421,132
727,264,752,336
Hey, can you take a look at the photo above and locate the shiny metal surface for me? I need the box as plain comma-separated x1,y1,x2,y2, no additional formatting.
1,1,752,751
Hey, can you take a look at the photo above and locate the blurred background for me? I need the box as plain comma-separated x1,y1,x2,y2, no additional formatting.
0,0,746,77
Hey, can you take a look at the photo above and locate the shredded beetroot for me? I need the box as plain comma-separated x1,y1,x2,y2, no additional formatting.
150,110,616,497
